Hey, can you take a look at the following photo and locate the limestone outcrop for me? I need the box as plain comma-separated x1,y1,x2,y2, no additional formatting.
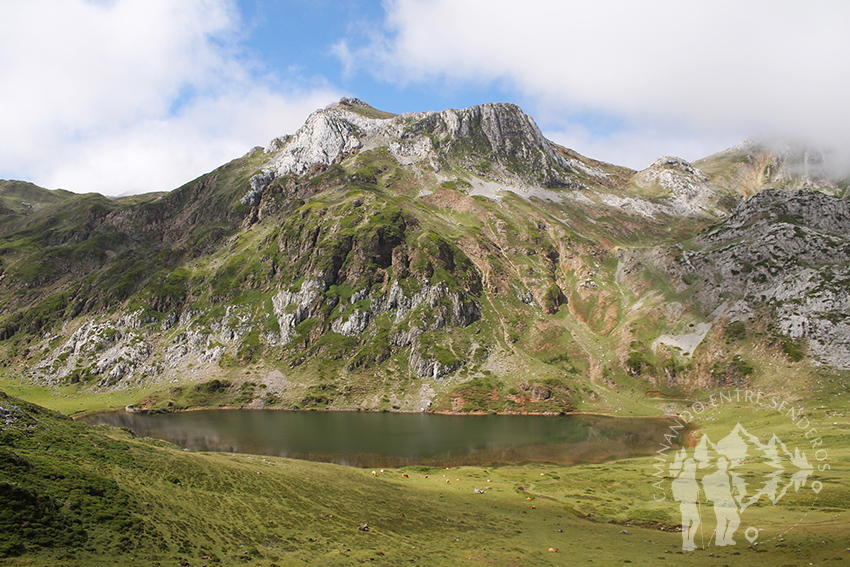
631,156,719,217
672,189,850,367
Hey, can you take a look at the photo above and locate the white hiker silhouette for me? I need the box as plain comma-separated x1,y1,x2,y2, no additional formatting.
702,457,741,546
671,457,701,551
669,423,817,550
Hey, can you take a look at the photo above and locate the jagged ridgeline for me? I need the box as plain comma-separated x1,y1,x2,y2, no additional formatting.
1,98,849,412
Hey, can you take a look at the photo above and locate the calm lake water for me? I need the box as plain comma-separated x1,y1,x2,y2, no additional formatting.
83,410,682,468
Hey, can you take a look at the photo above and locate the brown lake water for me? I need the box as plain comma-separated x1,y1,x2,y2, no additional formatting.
83,410,682,468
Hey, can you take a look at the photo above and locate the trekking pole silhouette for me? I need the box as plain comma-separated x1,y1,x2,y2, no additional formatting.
698,487,704,549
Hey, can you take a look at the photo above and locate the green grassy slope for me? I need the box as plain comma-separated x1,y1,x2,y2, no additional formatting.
2,385,848,566
0,180,76,233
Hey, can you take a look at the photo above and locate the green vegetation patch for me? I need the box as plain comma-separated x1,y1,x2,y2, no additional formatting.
0,394,155,559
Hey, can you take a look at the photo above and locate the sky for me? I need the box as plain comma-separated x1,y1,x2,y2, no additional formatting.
1,0,849,196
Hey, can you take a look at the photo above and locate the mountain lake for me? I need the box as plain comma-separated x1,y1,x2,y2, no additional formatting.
82,410,685,468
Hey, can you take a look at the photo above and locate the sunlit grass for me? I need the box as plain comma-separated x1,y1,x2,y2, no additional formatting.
2,387,848,566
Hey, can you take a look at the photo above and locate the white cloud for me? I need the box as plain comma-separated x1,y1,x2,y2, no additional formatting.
0,0,340,195
345,0,850,168
42,88,337,196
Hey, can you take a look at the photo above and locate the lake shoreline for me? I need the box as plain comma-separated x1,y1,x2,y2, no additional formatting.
75,402,683,421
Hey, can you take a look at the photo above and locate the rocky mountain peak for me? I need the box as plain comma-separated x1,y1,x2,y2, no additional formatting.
425,102,550,160
646,156,708,178
251,100,600,203
263,101,377,177
422,102,603,186
631,155,717,216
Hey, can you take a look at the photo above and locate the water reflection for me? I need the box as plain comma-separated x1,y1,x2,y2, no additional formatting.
83,410,682,468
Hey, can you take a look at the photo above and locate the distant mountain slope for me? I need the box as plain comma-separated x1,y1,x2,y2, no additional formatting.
695,136,850,197
0,180,76,233
0,99,847,413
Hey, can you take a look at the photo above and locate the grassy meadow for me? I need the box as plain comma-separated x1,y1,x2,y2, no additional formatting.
2,378,849,567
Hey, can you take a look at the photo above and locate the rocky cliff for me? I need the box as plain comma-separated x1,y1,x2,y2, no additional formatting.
670,189,850,367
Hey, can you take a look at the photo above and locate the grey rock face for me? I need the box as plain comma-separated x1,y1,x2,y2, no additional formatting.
421,103,600,185
270,278,327,345
379,281,479,378
32,315,155,387
242,171,275,207
676,189,850,367
329,279,480,378
408,352,461,380
378,280,480,328
165,328,229,367
632,156,718,216
331,309,372,336
704,188,850,238
28,272,482,390
269,111,366,177
30,303,262,390
0,403,22,427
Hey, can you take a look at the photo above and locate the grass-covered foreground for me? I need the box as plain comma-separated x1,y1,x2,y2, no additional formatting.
1,389,848,566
